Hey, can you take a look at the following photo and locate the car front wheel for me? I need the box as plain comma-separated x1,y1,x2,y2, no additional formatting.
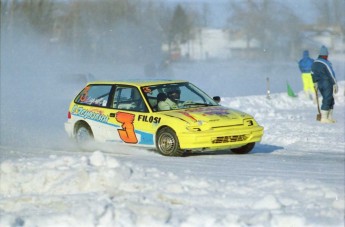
156,127,184,157
231,142,255,154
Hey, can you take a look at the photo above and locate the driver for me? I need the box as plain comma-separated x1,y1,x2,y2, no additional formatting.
157,86,181,110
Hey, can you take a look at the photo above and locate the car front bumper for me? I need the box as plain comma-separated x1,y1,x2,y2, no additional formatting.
178,125,264,150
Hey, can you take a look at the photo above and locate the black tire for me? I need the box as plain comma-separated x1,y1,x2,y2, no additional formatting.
231,142,255,154
75,123,94,147
156,127,184,157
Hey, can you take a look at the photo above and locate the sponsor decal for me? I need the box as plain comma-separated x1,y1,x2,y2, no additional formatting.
177,111,197,122
138,115,161,124
71,105,108,123
72,106,153,145
212,135,248,144
187,107,230,116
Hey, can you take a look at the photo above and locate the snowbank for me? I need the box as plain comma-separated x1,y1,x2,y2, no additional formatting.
0,147,344,227
0,151,131,196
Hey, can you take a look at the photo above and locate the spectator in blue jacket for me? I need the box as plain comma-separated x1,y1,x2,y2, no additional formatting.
298,50,314,100
299,50,314,72
311,45,338,123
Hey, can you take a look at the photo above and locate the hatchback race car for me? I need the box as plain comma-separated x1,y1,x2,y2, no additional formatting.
65,80,264,156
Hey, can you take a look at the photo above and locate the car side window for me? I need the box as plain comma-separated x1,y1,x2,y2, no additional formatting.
112,86,148,112
75,85,112,107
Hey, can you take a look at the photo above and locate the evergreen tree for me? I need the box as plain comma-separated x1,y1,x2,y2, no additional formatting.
169,4,191,45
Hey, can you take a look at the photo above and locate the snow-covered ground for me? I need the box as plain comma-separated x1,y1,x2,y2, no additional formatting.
1,17,345,225
1,51,345,227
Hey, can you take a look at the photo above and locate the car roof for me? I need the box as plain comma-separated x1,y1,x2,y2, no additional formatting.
86,79,188,87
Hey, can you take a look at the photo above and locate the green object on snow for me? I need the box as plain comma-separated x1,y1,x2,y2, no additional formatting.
287,82,297,97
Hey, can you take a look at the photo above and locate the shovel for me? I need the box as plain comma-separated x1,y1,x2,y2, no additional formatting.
314,86,321,121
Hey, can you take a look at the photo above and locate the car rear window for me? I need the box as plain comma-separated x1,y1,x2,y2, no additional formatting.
75,85,112,107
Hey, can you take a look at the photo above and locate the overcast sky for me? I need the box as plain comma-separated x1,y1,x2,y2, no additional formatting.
162,0,315,28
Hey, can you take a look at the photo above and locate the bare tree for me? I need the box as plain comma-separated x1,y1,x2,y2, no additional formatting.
202,3,210,27
312,0,345,41
2,0,200,63
227,0,302,59
20,0,55,35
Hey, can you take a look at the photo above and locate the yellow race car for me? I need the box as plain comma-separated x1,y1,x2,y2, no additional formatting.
65,80,264,156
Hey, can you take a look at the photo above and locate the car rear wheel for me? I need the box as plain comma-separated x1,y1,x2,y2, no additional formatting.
75,123,94,147
231,142,255,154
156,127,184,157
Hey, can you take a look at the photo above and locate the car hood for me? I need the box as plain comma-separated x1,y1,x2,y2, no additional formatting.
161,106,251,126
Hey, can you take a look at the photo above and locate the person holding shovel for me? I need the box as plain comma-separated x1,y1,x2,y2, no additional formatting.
311,45,338,123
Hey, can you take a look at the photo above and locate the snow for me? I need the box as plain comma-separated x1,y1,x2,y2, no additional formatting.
1,17,345,227
1,58,344,226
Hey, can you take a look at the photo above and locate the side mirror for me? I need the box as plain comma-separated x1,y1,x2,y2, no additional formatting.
213,96,221,103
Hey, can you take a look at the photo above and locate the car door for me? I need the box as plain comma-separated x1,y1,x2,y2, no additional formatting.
105,85,155,146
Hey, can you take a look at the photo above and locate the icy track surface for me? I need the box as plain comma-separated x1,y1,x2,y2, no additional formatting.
1,83,344,227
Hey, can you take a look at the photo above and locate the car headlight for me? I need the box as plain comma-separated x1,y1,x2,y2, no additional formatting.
186,120,207,131
186,126,201,132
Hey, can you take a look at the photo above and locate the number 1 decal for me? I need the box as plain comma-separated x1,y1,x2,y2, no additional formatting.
116,112,138,144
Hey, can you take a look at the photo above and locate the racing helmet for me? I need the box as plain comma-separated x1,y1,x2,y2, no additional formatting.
165,86,181,101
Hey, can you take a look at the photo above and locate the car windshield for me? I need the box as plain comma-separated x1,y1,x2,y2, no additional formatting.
141,82,219,112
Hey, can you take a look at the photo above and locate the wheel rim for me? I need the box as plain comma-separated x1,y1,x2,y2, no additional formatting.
76,127,92,143
158,132,176,155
